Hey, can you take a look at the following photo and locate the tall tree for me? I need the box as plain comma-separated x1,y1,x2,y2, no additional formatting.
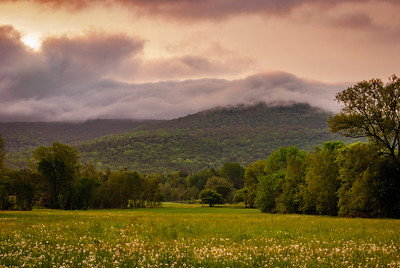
0,134,5,171
337,142,400,218
33,142,79,209
301,142,343,216
9,169,39,210
219,162,245,189
105,169,144,208
255,146,305,213
328,75,400,165
275,152,307,214
244,160,267,208
141,176,163,207
205,176,233,202
0,134,7,209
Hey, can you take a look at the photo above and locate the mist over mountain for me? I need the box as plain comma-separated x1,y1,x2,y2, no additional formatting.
2,102,356,173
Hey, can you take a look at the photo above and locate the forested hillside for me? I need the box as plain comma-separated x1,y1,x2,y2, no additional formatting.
77,103,355,173
0,119,157,153
2,103,356,173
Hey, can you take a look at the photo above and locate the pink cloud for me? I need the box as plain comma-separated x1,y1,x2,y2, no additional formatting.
5,0,398,21
0,26,351,122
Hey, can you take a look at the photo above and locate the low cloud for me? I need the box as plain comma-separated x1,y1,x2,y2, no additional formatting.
125,55,256,82
0,25,347,122
1,74,345,122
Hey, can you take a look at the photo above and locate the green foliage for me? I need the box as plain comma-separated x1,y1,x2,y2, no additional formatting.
4,103,355,173
205,176,234,202
219,162,245,189
8,169,39,210
275,152,307,213
232,188,249,206
326,75,400,218
186,169,215,191
300,143,342,216
141,176,164,207
102,169,145,208
0,177,12,210
255,146,307,213
244,160,267,208
337,143,400,218
0,120,152,154
328,75,400,164
33,142,79,209
199,189,225,207
182,186,200,202
0,134,5,170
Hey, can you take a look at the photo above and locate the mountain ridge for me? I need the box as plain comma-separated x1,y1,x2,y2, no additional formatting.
1,102,356,173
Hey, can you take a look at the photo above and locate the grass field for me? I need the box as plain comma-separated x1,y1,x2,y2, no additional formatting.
0,204,399,267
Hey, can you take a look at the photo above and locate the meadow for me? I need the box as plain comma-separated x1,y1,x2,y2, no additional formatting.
0,204,399,267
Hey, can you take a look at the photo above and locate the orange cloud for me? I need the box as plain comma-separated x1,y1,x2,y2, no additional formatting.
5,0,398,21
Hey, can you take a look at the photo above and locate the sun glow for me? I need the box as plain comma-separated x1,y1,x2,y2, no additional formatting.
21,34,42,51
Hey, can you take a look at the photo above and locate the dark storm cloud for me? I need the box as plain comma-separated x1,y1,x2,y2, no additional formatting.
0,26,345,122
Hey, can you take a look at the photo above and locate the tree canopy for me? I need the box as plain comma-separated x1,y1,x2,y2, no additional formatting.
328,75,400,164
199,189,225,207
0,134,5,171
33,142,79,209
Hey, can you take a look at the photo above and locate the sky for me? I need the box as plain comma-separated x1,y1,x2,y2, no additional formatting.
0,0,399,121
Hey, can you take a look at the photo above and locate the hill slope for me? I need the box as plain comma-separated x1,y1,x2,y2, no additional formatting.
2,103,355,173
76,103,353,173
0,119,157,153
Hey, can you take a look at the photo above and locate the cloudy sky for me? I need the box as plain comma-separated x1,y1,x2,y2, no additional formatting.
0,0,399,121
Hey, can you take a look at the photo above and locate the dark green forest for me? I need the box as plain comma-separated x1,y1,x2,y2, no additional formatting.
1,74,400,219
3,103,355,173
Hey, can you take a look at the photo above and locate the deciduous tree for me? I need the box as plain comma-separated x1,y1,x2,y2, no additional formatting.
301,142,343,216
337,142,400,218
0,134,5,171
33,142,79,209
244,160,267,208
328,75,400,166
219,162,245,189
255,146,305,213
199,189,225,207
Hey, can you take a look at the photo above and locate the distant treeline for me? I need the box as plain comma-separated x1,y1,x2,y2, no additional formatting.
0,141,164,210
0,136,399,218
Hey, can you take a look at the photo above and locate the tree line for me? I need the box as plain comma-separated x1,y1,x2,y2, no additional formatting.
0,142,164,210
0,136,246,210
242,141,400,218
1,136,399,218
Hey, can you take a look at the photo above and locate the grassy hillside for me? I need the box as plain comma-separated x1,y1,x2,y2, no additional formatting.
2,103,356,173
